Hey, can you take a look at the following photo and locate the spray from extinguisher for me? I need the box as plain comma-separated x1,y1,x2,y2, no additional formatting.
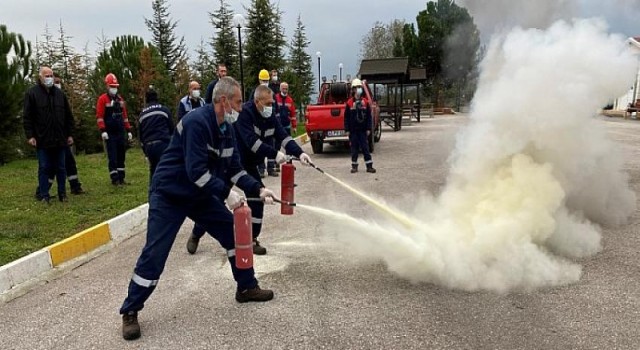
281,158,296,215
233,202,253,269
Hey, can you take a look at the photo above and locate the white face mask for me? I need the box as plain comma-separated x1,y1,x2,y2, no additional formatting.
260,82,269,87
44,77,54,87
281,92,288,97
271,75,278,82
261,105,272,118
109,87,118,95
224,100,239,123
191,89,201,99
54,84,62,89
356,87,363,96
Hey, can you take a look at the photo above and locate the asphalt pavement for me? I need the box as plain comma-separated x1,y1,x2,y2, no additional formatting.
1,115,639,349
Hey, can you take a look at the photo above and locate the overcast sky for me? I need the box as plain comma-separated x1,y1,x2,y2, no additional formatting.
3,0,640,88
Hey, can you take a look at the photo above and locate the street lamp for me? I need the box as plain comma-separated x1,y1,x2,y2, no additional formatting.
316,51,322,93
233,14,246,100
339,63,343,81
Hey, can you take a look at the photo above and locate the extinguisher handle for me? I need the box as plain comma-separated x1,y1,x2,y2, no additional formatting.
246,197,297,207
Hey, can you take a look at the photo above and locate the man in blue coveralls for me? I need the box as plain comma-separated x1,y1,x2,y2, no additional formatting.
119,77,278,341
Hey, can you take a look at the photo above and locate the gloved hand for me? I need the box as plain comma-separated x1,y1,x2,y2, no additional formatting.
128,132,133,141
226,190,245,210
299,153,312,166
101,132,109,140
275,151,287,165
259,188,278,205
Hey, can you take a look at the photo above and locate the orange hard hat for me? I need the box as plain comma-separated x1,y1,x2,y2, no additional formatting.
104,73,120,87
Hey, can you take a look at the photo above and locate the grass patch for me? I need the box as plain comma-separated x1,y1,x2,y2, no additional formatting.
0,149,149,266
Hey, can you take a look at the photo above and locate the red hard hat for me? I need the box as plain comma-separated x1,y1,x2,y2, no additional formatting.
104,73,119,87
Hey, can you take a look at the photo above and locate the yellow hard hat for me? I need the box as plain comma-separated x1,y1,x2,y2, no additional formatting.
350,78,362,87
258,69,270,81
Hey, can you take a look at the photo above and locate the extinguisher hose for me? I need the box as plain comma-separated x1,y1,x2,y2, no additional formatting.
289,156,325,174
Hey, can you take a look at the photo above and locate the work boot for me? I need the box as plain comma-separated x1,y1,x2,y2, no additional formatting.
70,186,85,195
186,234,200,255
259,171,266,178
275,166,281,173
253,239,267,255
366,166,377,174
40,197,51,205
350,165,358,173
34,187,42,201
58,194,68,202
122,311,141,340
267,169,279,177
235,286,274,303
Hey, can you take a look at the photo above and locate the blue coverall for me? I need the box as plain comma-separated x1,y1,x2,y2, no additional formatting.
119,105,262,315
138,103,173,180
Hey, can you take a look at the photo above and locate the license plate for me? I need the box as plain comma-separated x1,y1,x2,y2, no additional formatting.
327,130,344,137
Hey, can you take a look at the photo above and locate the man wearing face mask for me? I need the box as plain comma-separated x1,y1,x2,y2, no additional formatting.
96,73,133,185
139,87,173,180
275,82,297,136
344,78,376,174
23,67,75,203
268,69,280,95
177,81,205,120
233,84,313,255
119,77,278,341
35,74,85,200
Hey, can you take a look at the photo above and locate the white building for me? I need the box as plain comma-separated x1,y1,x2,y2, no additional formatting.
613,36,640,112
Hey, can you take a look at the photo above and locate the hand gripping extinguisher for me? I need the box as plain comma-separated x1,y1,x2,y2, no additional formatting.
281,158,295,215
233,203,253,269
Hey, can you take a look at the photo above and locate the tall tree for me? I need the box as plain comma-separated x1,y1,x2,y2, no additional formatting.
145,0,187,76
282,14,314,109
243,0,286,93
56,20,74,81
359,19,406,60
415,0,480,107
210,0,238,78
0,25,32,164
35,24,58,69
193,37,216,86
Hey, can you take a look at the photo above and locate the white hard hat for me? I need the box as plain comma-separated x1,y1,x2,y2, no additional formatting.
350,78,362,87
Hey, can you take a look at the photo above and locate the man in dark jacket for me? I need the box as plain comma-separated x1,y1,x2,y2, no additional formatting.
119,77,279,341
204,63,228,104
23,66,75,203
139,88,173,180
35,74,84,199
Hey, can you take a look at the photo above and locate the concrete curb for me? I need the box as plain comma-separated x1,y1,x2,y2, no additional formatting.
0,133,308,303
0,203,149,303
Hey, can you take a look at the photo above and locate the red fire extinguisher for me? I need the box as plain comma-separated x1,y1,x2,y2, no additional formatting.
281,159,295,215
233,203,253,269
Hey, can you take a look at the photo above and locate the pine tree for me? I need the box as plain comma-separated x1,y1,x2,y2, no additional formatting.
145,0,187,76
56,20,74,81
0,25,32,163
35,23,58,69
210,0,238,78
283,15,314,109
193,37,216,86
243,0,286,92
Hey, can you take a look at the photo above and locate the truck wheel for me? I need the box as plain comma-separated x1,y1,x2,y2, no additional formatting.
373,120,382,142
311,139,324,154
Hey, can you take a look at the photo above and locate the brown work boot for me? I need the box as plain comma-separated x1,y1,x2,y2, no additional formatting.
350,165,358,173
122,311,141,340
366,166,377,173
235,286,274,303
253,239,267,255
186,234,200,255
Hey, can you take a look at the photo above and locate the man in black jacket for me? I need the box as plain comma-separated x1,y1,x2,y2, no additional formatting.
23,67,75,203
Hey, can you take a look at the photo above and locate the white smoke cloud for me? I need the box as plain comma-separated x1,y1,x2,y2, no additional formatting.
306,18,638,292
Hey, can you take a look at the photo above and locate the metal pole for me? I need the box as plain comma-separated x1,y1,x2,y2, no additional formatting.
317,56,321,93
237,26,245,101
